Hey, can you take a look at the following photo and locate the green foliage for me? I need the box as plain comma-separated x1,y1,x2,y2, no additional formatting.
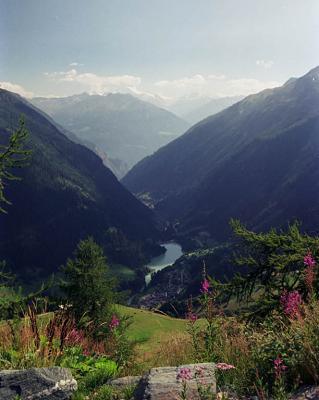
227,219,319,317
60,346,117,386
0,117,31,213
186,299,319,398
184,249,319,398
93,386,114,400
61,237,116,333
108,315,135,369
60,346,118,399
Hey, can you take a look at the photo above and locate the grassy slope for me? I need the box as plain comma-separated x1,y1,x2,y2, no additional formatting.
0,305,196,368
117,305,191,351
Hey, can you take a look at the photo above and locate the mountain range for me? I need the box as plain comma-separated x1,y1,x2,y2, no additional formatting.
0,89,159,282
31,93,189,177
123,66,319,241
182,96,244,124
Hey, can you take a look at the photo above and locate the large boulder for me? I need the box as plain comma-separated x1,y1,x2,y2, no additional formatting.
289,386,319,400
0,367,77,400
134,363,215,400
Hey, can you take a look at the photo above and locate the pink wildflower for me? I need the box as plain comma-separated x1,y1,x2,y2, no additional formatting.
195,365,206,378
274,355,287,379
201,279,210,294
215,363,235,371
304,252,316,268
109,315,120,329
82,348,91,356
304,251,316,293
177,367,192,381
280,290,302,319
187,312,198,323
65,328,85,346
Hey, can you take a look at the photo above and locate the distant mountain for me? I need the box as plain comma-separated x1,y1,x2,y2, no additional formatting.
166,96,212,118
123,66,319,241
31,93,189,177
0,89,159,282
183,96,244,124
29,101,128,178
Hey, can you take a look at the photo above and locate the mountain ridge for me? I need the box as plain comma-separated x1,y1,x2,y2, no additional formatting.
123,66,319,240
31,92,189,176
0,89,159,282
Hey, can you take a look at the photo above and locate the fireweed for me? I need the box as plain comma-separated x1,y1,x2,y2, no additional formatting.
184,250,319,398
304,251,316,296
177,367,192,400
107,314,134,371
109,315,120,329
280,290,303,319
273,355,288,400
186,298,201,362
194,365,216,400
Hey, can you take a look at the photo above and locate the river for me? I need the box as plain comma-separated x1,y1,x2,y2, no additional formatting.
144,242,183,285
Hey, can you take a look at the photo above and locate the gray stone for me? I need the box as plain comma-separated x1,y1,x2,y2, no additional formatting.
134,363,215,400
0,367,77,400
289,386,319,400
110,376,141,388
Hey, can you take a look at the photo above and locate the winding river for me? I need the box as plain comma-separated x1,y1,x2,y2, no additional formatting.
144,242,183,285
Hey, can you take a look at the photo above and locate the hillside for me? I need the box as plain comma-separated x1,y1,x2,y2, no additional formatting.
117,305,190,353
31,93,189,176
183,95,244,124
123,66,319,240
0,89,159,282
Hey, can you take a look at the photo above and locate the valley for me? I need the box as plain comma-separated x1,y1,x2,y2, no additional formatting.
31,93,189,178
1,2,319,397
144,242,183,286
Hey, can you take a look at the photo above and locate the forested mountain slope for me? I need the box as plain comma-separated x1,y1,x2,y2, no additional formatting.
123,67,319,239
0,89,159,281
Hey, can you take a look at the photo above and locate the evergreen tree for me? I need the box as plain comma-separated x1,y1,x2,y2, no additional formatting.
0,117,31,213
225,219,319,318
61,237,116,332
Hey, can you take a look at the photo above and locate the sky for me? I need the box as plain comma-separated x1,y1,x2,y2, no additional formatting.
0,0,318,102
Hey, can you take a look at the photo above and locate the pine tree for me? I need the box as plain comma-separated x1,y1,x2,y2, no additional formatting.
225,219,319,318
0,117,31,213
61,237,116,332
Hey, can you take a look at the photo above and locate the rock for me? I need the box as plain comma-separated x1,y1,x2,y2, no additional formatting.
110,376,142,388
0,367,77,400
289,386,319,400
134,363,215,400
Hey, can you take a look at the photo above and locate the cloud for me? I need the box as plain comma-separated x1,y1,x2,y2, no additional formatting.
45,69,142,94
153,73,280,98
256,59,274,69
43,68,281,101
69,62,83,67
155,74,207,88
0,81,34,98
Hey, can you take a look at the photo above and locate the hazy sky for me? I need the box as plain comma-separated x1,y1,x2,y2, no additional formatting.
0,0,318,100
